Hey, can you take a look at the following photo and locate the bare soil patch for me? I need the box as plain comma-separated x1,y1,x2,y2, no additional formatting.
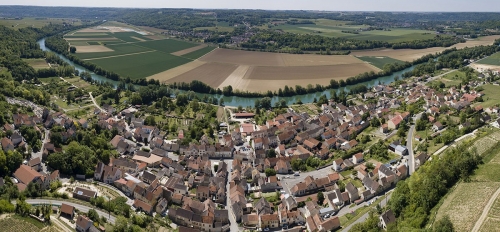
470,63,500,72
144,35,165,40
247,63,379,80
200,49,285,66
147,60,206,82
280,53,365,66
131,36,145,41
168,62,238,87
172,44,208,56
137,26,168,34
76,28,110,33
74,45,114,53
65,37,118,41
217,65,251,90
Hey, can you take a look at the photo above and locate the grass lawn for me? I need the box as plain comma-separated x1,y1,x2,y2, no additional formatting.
477,52,500,66
23,58,49,69
89,51,193,79
475,84,500,108
181,46,216,60
38,76,61,83
133,39,199,54
355,56,405,69
74,43,152,60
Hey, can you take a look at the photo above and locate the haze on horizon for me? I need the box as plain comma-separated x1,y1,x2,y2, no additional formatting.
2,0,500,12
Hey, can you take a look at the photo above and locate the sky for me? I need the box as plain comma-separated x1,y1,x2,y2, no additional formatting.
2,0,500,12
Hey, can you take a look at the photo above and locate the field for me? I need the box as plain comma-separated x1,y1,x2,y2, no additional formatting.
0,214,63,231
435,130,500,232
0,17,82,29
274,19,436,42
195,21,235,32
351,35,500,62
355,56,405,69
64,26,216,79
90,51,192,79
23,58,49,69
150,48,381,92
474,84,500,108
477,52,500,66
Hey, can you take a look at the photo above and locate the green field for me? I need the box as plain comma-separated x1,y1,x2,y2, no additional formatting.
355,56,404,69
181,46,216,59
23,58,49,69
477,52,500,66
134,39,199,54
108,32,152,42
0,17,82,29
90,51,192,79
75,43,151,60
195,21,235,32
475,84,500,108
87,41,100,45
275,19,437,42
64,34,117,39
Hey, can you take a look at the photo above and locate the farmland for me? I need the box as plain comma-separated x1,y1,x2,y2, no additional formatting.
23,58,49,69
151,48,380,92
355,56,405,69
435,129,500,232
477,52,500,66
473,84,500,108
65,26,215,79
351,35,500,62
273,19,436,42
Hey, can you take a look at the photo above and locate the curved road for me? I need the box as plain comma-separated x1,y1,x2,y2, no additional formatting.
20,199,116,224
89,92,106,113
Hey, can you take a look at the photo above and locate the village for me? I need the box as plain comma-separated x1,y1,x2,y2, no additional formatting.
1,65,500,232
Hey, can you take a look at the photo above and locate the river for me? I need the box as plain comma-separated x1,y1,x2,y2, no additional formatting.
38,38,414,107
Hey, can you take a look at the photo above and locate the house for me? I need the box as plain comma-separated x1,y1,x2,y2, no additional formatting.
73,187,97,202
388,115,403,130
259,213,279,229
13,165,43,187
76,215,94,232
133,199,154,215
433,122,444,132
28,157,42,172
60,203,75,219
379,209,396,230
380,124,388,133
242,214,259,227
1,137,14,152
345,182,359,202
353,153,364,164
275,159,291,174
156,198,169,216
333,158,343,172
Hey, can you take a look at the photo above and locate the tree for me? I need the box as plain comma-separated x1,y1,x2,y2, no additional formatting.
88,209,100,223
130,93,142,105
433,215,455,232
265,168,276,177
69,46,77,53
317,192,325,205
218,98,224,106
144,115,156,126
266,149,277,158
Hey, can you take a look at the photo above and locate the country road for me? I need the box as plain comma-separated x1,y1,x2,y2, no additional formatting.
89,92,105,113
17,199,116,224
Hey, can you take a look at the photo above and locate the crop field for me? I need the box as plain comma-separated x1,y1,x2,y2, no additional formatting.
108,32,152,42
195,21,235,32
74,43,151,59
23,58,49,69
355,56,405,69
133,39,200,54
351,35,500,62
477,52,500,66
435,132,500,232
274,19,436,42
90,51,192,79
152,48,380,92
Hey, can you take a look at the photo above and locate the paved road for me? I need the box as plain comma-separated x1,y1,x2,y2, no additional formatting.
89,92,105,113
341,192,393,232
471,186,500,232
20,199,116,224
223,160,240,232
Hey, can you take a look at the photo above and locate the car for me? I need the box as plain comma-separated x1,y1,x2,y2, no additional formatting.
264,228,270,232
294,172,300,176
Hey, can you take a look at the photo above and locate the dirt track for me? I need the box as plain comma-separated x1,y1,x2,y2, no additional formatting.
172,44,208,56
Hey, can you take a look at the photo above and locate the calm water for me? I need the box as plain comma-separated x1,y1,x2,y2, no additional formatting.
38,38,414,107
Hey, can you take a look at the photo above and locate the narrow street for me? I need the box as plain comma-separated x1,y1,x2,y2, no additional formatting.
89,92,106,113
224,160,240,232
